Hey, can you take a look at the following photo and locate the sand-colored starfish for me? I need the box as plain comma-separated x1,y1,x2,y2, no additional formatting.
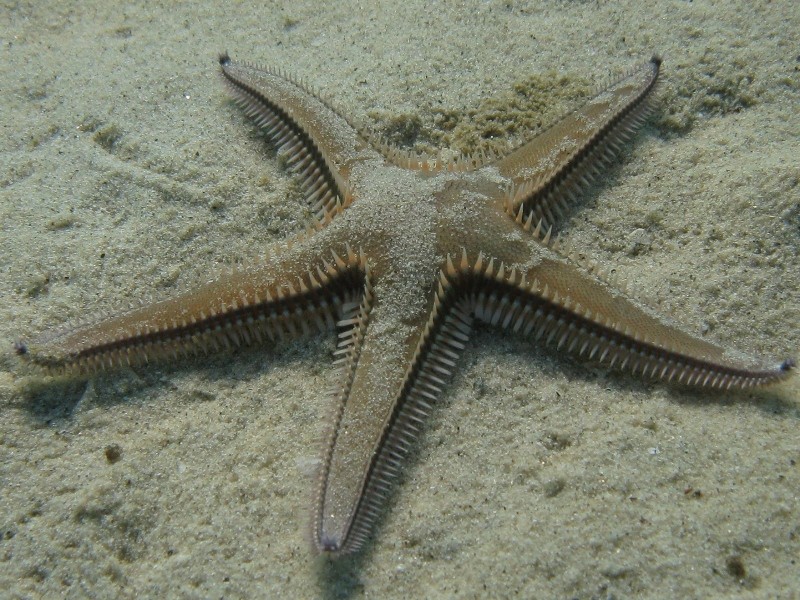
16,53,793,556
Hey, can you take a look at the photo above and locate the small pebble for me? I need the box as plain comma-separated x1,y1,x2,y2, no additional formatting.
104,443,123,464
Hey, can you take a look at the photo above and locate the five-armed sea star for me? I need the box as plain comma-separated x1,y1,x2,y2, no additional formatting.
15,53,793,556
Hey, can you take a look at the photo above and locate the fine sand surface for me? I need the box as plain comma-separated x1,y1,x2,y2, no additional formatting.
1,2,798,598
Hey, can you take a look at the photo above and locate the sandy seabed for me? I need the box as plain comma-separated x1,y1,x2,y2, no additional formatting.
1,2,798,598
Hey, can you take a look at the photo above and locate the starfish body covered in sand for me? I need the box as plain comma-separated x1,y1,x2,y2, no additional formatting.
17,53,793,556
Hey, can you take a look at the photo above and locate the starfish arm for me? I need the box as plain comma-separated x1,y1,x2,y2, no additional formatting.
313,274,476,555
16,243,368,377
219,53,371,221
454,251,793,389
493,57,660,231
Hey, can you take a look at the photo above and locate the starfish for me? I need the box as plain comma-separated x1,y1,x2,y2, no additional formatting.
16,53,793,557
